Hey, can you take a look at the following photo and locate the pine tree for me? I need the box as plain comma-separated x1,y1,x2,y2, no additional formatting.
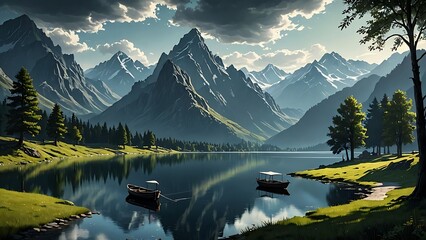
47,103,67,146
383,90,415,157
117,123,128,149
327,96,367,161
365,98,384,155
125,124,132,146
6,67,41,147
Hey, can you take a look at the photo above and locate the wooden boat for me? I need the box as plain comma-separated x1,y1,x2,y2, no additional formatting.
127,180,161,200
256,171,290,189
125,195,161,211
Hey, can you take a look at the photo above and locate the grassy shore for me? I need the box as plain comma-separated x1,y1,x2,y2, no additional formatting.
0,136,175,166
0,136,176,238
243,154,426,240
0,188,88,237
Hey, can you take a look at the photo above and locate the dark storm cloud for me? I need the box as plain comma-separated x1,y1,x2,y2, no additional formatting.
0,0,188,32
1,0,330,43
172,0,332,43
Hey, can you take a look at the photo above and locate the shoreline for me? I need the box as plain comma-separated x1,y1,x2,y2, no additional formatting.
240,153,421,239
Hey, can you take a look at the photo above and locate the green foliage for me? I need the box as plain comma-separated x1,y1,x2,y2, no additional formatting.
47,104,67,146
6,67,41,146
143,130,156,149
365,97,384,154
340,0,426,51
117,122,128,148
383,90,416,157
70,126,82,145
327,96,367,161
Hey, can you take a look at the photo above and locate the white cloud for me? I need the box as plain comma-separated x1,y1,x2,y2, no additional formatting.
222,43,327,72
97,39,149,65
45,28,94,53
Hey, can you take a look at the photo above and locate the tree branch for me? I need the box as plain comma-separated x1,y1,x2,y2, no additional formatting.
414,22,426,47
384,33,409,45
418,51,426,62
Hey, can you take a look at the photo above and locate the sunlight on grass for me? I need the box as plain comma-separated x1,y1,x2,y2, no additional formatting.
0,188,88,237
244,154,426,240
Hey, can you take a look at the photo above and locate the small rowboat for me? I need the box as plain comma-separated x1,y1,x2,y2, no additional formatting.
256,171,290,189
127,180,161,201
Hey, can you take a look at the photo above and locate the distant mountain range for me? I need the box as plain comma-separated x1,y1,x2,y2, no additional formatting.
0,14,418,146
267,52,377,111
241,64,288,89
267,52,425,149
0,15,119,115
93,28,296,142
85,51,154,97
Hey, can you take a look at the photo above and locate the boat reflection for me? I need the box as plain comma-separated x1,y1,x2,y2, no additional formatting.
256,186,290,198
125,195,161,212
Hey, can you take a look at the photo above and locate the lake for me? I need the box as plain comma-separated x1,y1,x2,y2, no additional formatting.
0,152,367,239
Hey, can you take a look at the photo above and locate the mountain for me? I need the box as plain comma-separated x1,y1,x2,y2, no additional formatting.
369,52,408,77
268,52,376,111
130,28,295,139
267,74,381,149
0,15,119,115
85,51,154,97
92,60,261,143
0,67,12,101
267,52,425,149
241,64,288,89
365,50,426,109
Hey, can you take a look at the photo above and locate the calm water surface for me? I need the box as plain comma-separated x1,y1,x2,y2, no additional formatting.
0,152,366,240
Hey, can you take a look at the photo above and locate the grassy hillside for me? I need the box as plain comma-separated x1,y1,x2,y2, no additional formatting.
243,154,426,240
0,188,89,237
0,136,175,165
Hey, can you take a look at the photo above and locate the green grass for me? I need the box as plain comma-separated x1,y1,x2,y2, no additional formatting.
243,154,426,240
0,136,176,165
0,188,88,237
294,154,418,187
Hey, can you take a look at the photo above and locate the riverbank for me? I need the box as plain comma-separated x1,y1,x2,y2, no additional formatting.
0,136,176,166
0,188,89,237
242,153,426,239
0,136,176,238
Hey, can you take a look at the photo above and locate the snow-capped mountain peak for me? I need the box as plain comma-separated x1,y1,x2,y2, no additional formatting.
268,51,377,111
84,51,154,96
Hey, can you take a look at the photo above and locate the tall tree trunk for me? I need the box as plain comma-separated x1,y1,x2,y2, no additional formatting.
410,49,426,199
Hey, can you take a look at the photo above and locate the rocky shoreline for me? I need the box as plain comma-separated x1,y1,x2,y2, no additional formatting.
9,211,99,240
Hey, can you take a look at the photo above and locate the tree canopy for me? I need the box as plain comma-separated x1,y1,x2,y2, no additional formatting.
47,103,67,146
6,67,41,147
327,96,367,161
383,90,416,157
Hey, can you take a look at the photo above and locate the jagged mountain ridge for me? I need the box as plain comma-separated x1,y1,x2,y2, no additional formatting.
267,52,424,149
0,15,119,115
85,51,154,97
241,64,288,89
268,52,376,111
133,28,295,139
92,60,262,143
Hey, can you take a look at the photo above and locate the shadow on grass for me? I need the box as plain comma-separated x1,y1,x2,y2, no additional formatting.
245,198,426,240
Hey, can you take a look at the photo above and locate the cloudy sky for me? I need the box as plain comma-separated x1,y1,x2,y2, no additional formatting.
0,0,420,72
